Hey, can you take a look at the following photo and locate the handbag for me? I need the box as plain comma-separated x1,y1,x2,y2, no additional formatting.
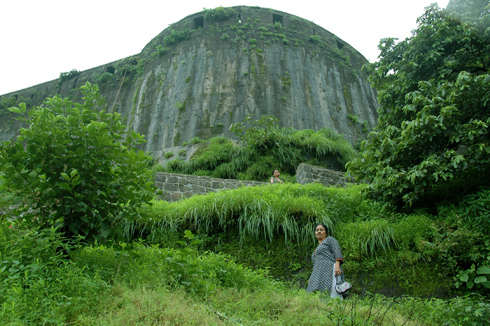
335,276,352,294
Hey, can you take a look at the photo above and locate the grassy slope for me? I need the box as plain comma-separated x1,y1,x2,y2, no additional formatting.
1,183,490,324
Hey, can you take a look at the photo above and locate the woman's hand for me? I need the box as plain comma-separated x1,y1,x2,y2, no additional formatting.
334,261,341,276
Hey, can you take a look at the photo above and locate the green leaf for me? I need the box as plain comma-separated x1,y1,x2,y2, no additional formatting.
460,273,469,282
476,266,490,275
474,276,488,284
8,107,22,114
60,173,70,182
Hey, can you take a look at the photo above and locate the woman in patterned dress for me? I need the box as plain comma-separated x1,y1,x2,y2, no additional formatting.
307,223,345,299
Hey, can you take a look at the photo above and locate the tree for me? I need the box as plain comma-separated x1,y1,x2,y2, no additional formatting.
347,2,490,208
0,83,156,241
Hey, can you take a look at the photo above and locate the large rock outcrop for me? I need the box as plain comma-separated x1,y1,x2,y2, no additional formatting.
0,6,379,160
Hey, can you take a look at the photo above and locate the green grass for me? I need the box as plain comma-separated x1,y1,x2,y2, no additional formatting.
3,221,487,325
2,181,490,325
165,128,357,181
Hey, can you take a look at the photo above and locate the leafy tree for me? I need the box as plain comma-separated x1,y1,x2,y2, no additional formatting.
347,2,490,208
0,83,156,241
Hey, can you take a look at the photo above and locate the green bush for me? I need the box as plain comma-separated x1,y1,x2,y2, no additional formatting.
163,29,191,46
308,35,320,43
166,115,357,181
0,83,155,242
164,151,175,158
59,69,80,82
0,221,106,324
204,7,236,22
151,45,170,58
190,136,203,144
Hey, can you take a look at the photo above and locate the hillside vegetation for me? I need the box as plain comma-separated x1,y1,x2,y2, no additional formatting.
1,1,490,325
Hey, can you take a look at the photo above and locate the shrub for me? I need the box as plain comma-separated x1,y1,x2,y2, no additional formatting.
164,151,175,158
151,45,170,58
59,69,80,82
163,29,191,46
167,116,358,181
190,137,203,144
204,7,236,22
0,83,156,242
0,221,106,324
308,35,320,43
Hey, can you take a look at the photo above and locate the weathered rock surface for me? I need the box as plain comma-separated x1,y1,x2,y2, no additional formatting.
0,6,379,160
296,163,355,187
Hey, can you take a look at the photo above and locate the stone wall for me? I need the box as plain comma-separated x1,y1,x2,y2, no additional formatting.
296,163,354,187
155,164,354,202
155,172,266,202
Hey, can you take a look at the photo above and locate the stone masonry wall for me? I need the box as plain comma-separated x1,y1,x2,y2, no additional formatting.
296,163,355,187
155,164,354,202
155,172,266,202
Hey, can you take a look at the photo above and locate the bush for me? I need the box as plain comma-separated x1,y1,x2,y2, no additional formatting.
204,7,236,22
166,116,358,181
59,69,80,82
0,83,156,242
0,221,107,324
163,29,191,46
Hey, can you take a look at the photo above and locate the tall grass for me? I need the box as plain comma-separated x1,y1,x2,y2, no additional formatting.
133,184,376,250
162,127,358,181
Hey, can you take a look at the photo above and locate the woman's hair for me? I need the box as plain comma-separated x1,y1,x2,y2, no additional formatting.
273,169,279,174
315,223,329,234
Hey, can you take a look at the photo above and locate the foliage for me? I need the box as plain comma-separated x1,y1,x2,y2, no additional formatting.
229,114,279,145
163,28,191,46
203,6,236,22
93,71,114,84
0,94,30,112
348,3,490,208
167,115,357,181
135,184,392,253
308,35,320,43
454,264,490,290
151,44,170,58
59,69,80,82
0,221,106,324
0,83,156,242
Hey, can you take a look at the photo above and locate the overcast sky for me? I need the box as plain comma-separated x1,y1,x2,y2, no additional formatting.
0,0,449,95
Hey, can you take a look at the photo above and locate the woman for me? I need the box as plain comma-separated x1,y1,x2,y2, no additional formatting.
307,223,345,299
270,169,284,184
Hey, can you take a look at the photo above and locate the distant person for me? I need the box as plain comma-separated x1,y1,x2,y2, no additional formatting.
307,223,345,299
270,169,284,184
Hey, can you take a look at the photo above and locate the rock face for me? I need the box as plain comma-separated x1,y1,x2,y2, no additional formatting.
0,6,379,160
296,163,355,187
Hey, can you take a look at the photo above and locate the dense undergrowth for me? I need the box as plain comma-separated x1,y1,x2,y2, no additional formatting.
160,125,357,182
2,183,490,325
1,215,489,325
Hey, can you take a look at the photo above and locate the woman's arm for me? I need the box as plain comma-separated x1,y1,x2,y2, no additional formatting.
334,260,342,276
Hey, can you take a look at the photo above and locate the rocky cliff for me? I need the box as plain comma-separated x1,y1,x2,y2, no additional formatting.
0,6,379,160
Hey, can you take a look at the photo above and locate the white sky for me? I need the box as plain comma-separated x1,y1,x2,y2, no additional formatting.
0,0,449,95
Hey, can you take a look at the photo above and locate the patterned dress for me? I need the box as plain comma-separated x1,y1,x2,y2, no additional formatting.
270,177,283,184
307,236,345,294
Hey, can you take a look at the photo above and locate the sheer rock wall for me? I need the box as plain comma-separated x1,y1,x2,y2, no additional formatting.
0,6,379,161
